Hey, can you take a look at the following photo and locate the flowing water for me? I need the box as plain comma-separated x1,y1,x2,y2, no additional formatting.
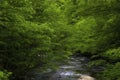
28,56,95,80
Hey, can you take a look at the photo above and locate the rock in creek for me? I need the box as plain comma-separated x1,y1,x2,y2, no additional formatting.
78,75,95,80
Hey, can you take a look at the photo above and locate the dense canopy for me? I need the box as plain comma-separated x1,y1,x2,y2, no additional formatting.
0,0,120,80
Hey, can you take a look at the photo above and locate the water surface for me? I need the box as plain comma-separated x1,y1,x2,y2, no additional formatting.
29,56,95,80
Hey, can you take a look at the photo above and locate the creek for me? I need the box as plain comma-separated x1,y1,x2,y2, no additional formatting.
28,56,96,80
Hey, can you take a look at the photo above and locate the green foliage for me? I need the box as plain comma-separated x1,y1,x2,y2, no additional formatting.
102,47,120,61
70,17,97,53
65,0,120,80
97,62,120,80
0,0,73,79
88,59,107,68
0,70,11,80
0,0,120,80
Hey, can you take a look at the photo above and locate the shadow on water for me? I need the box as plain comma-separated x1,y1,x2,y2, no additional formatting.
27,56,95,80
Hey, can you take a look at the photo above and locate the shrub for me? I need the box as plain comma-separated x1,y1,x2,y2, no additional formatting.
102,47,120,61
97,62,120,80
0,70,12,80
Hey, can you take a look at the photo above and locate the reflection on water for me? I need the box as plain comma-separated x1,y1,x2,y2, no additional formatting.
29,56,95,80
60,71,74,76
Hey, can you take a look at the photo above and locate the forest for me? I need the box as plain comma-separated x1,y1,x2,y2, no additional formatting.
0,0,120,80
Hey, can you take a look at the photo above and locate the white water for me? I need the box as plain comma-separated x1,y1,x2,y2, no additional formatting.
28,56,95,80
